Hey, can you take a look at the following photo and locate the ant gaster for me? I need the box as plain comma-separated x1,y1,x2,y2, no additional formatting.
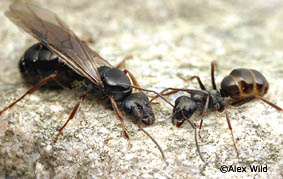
150,61,282,162
1,3,172,159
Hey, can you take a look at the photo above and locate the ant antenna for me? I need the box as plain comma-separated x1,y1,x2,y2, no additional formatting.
138,109,165,160
182,111,205,162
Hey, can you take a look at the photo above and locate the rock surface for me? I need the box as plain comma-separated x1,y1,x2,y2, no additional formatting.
0,0,282,178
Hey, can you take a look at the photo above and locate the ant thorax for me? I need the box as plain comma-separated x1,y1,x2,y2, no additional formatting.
191,89,228,112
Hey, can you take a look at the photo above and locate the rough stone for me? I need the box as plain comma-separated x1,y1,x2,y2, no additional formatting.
0,0,282,178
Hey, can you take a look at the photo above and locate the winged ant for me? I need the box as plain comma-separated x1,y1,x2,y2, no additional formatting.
1,3,173,159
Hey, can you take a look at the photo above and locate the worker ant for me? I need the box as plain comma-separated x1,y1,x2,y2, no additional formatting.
150,61,282,161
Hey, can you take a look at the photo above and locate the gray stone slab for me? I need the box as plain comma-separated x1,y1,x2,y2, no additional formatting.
0,0,282,178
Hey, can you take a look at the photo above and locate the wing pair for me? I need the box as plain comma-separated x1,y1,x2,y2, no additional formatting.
5,2,112,86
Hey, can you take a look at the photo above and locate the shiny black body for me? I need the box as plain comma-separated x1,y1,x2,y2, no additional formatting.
173,89,228,126
20,43,155,124
19,43,83,88
172,67,271,126
2,3,166,159
154,62,282,161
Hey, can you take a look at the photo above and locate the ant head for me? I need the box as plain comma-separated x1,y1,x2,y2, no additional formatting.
172,96,197,127
123,93,155,125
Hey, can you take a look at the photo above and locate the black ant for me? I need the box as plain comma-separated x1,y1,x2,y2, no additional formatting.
1,2,172,159
150,61,282,162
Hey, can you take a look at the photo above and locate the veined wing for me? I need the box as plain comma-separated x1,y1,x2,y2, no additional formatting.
5,2,113,85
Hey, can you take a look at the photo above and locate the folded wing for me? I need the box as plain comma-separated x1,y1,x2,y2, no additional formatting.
5,2,113,85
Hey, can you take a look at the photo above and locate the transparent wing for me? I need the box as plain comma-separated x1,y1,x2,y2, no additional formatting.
5,2,113,85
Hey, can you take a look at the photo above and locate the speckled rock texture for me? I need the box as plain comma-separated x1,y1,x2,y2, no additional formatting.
0,0,282,178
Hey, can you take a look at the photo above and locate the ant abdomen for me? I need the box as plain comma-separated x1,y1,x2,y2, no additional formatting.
19,43,59,86
19,43,82,89
220,68,269,100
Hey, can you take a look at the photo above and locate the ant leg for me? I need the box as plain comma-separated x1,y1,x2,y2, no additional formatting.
190,76,207,90
157,90,180,99
230,96,254,106
148,89,180,105
224,108,240,158
137,110,165,160
147,87,208,106
211,61,217,90
182,111,205,162
0,74,57,116
210,61,217,90
122,69,163,105
109,96,130,139
147,90,179,105
53,94,87,143
231,96,282,111
149,88,187,105
148,88,177,104
254,95,282,111
116,56,133,69
131,86,174,107
124,72,174,107
123,69,142,90
198,94,210,139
